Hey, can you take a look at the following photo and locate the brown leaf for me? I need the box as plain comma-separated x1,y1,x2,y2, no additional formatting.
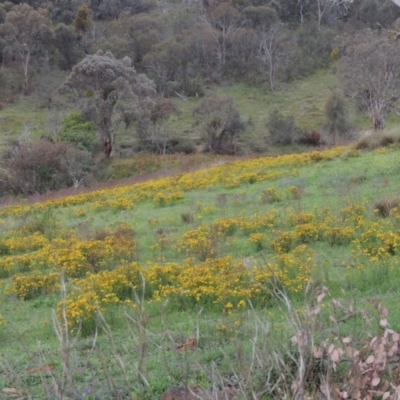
372,376,381,387
342,337,352,344
392,332,400,342
330,348,340,362
382,392,390,400
175,337,197,351
26,364,55,374
317,289,326,303
313,346,322,358
345,346,354,358
313,305,321,315
388,344,398,357
366,355,375,364
380,319,388,328
2,388,24,395
1,388,25,399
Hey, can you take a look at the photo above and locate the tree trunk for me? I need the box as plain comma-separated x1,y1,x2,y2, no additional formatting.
372,106,386,131
23,53,30,96
101,113,113,158
373,116,385,130
103,138,112,158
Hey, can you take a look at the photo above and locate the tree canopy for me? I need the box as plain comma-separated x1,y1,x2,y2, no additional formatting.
60,50,155,157
340,33,400,131
0,3,53,95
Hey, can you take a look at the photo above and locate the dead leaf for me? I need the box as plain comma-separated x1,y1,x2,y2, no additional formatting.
2,388,24,395
313,346,322,358
175,337,197,351
372,376,381,387
366,355,375,364
26,364,55,374
345,346,354,358
380,319,388,328
1,388,25,399
317,289,326,303
342,337,352,344
330,348,340,363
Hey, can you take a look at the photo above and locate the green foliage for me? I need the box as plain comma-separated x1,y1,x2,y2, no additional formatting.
0,3,54,95
193,96,245,154
325,90,349,145
242,5,277,29
60,50,156,158
266,109,304,145
60,112,97,151
54,23,81,70
281,24,336,82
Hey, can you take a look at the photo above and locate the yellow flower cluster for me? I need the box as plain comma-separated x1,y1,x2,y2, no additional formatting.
248,233,267,251
176,225,217,261
9,273,60,300
153,190,184,207
60,245,316,329
3,146,395,333
0,146,349,219
261,187,282,203
0,224,136,279
2,232,48,253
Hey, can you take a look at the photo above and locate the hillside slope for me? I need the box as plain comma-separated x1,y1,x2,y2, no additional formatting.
1,144,400,397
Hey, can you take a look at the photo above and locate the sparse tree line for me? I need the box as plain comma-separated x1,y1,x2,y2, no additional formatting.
0,0,400,196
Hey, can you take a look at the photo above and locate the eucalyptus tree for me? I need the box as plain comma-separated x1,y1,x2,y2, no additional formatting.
60,50,155,158
0,3,53,95
340,33,400,130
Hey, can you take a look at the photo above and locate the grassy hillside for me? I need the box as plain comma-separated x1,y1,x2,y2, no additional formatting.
1,142,400,398
0,67,380,156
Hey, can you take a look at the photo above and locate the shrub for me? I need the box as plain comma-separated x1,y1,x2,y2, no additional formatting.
373,196,400,218
193,96,245,155
6,140,94,195
353,131,400,151
183,77,205,97
297,130,322,146
325,90,350,145
59,112,97,152
281,24,336,81
134,137,196,155
266,109,304,145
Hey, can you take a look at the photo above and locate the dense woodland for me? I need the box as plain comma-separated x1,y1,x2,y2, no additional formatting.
1,0,400,196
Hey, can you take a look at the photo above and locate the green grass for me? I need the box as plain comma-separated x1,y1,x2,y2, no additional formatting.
2,63,400,397
1,145,400,397
0,66,377,157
